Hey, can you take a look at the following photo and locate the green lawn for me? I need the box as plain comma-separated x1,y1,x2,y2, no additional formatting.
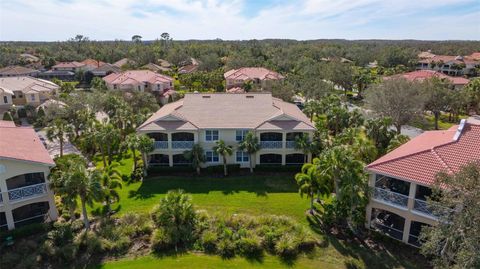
410,113,468,130
93,155,428,269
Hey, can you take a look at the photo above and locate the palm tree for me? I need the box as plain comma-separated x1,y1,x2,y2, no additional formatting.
184,144,205,175
49,161,103,229
302,100,320,122
138,134,154,176
295,163,320,213
238,132,260,173
46,118,73,157
213,140,233,176
101,164,122,214
294,134,310,163
94,122,121,166
124,133,141,171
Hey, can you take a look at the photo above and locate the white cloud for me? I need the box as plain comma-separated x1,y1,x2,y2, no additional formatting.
0,0,478,41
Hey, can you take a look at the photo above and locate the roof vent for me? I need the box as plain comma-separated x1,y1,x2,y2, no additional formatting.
202,95,211,99
453,119,467,141
246,95,254,99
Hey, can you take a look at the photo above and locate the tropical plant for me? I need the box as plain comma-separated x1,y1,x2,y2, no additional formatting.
213,140,233,176
138,134,154,175
151,190,197,251
184,143,205,175
238,132,260,173
46,118,73,157
294,134,310,163
422,77,451,130
295,163,320,213
100,164,122,214
124,133,141,171
94,122,121,167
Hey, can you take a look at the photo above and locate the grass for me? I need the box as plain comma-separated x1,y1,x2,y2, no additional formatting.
410,113,468,130
92,154,429,269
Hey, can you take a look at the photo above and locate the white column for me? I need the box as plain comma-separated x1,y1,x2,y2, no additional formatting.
402,219,412,243
167,133,172,150
168,154,173,167
45,171,58,221
281,154,286,166
407,182,417,211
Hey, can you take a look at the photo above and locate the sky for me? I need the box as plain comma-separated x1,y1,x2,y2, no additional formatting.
1,0,479,41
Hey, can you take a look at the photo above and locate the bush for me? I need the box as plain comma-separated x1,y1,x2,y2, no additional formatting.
151,228,173,252
148,165,193,174
255,164,302,172
75,230,104,255
118,213,153,237
200,230,218,253
236,234,263,257
2,111,13,121
0,222,50,241
203,164,241,174
275,234,299,258
217,238,235,258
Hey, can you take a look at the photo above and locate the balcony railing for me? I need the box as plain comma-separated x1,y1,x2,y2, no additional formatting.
260,141,283,149
154,141,168,149
285,141,296,148
371,220,404,241
172,141,194,149
373,187,409,208
8,183,48,202
413,199,453,219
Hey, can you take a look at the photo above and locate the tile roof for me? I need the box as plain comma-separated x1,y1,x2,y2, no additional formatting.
112,58,136,67
0,76,59,94
469,52,480,60
226,87,246,93
53,61,85,68
418,55,479,65
103,70,173,85
367,121,480,186
224,67,284,81
0,65,39,76
91,63,121,75
0,124,54,165
386,70,470,85
138,93,314,131
0,120,15,127
81,59,105,68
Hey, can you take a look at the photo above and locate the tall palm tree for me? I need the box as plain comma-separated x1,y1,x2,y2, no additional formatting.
46,118,73,157
213,140,233,176
101,164,122,214
238,132,260,173
94,122,121,166
184,143,205,175
138,134,154,176
294,134,310,163
295,163,320,213
124,133,141,171
49,161,103,229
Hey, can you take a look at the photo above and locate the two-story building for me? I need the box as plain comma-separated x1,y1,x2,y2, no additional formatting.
224,67,284,91
416,53,480,77
103,70,175,104
385,70,470,90
137,93,315,168
365,119,480,247
0,120,58,230
0,76,59,108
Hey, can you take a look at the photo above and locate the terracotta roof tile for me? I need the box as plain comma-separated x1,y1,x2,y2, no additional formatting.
386,70,469,85
224,67,284,81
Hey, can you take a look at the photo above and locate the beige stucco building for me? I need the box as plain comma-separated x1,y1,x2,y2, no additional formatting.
0,76,59,108
0,121,58,230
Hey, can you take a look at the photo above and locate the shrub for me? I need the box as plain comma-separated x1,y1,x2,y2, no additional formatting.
0,222,50,241
151,228,173,252
3,111,13,121
200,230,218,253
255,164,302,172
236,234,263,257
275,234,299,258
118,213,153,237
75,230,104,255
217,238,235,258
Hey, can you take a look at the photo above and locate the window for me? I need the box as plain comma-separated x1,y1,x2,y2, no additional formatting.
3,96,7,104
30,94,35,101
205,151,219,163
236,151,249,163
205,130,219,141
113,84,117,89
236,130,248,141
138,85,141,91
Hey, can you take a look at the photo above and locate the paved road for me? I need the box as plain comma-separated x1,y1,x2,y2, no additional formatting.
36,130,82,159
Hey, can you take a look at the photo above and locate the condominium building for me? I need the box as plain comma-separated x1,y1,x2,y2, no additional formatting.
137,93,314,167
0,121,58,230
365,119,480,246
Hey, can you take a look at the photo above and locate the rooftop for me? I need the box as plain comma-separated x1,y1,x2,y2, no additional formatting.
224,67,284,81
0,121,54,166
53,61,85,68
0,65,39,76
0,76,59,94
386,70,470,85
138,93,314,131
103,70,173,85
367,120,480,186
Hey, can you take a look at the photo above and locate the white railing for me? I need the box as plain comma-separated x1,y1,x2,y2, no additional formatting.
8,183,48,202
370,220,404,241
260,141,283,149
373,187,409,208
172,141,194,149
154,141,168,149
413,199,453,219
14,213,47,226
285,141,296,148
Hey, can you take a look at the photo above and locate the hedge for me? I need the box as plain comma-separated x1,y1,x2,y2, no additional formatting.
254,164,302,172
148,164,242,174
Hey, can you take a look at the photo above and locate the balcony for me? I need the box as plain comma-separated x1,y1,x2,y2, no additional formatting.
413,199,453,219
8,183,48,203
373,187,409,208
154,141,168,149
285,141,296,148
260,141,283,149
172,141,194,149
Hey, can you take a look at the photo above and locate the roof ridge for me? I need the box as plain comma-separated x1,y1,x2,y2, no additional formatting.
431,148,453,174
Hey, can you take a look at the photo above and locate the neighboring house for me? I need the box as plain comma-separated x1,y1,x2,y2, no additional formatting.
112,58,136,68
19,53,40,63
86,63,121,78
157,59,172,69
137,93,315,168
0,66,40,78
365,119,480,247
0,86,13,108
0,121,58,230
51,61,89,72
416,54,480,76
224,67,284,91
178,57,200,74
385,70,470,90
38,70,76,81
0,77,59,107
103,70,174,104
81,59,106,69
